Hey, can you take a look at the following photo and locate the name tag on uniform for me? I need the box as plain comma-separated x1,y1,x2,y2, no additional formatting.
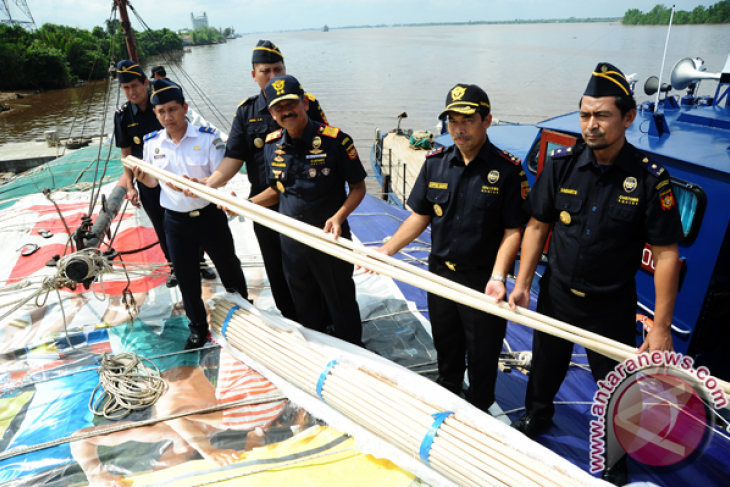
428,182,447,189
309,158,326,165
154,154,166,159
482,185,499,194
618,195,639,205
560,188,578,195
306,153,326,159
271,162,286,167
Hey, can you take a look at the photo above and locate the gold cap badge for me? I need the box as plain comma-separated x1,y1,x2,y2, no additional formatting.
451,86,466,101
272,79,285,95
254,138,264,149
433,204,443,217
560,211,572,225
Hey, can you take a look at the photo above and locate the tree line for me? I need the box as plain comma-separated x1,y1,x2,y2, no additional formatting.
188,25,226,45
623,1,730,24
0,21,183,91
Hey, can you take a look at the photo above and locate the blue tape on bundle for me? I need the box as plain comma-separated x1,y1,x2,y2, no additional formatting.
316,360,339,401
221,305,241,339
419,411,454,465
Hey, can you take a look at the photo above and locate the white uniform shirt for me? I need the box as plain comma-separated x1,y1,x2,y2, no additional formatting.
143,122,225,212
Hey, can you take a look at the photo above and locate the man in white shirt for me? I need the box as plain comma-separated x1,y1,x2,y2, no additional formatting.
134,79,249,350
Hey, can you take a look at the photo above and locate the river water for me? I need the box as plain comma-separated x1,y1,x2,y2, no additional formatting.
1,23,729,155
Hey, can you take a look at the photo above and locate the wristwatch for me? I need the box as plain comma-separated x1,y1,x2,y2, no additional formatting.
489,275,505,283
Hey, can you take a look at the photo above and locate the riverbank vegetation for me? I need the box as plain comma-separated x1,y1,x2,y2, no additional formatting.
0,22,182,91
189,26,226,45
623,1,730,24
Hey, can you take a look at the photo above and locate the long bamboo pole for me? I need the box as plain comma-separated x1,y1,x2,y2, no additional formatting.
122,156,730,399
209,302,600,487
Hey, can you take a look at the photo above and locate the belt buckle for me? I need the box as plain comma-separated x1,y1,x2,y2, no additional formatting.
445,261,457,272
189,210,200,218
570,288,586,298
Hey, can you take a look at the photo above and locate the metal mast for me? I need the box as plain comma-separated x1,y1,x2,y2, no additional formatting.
0,0,37,29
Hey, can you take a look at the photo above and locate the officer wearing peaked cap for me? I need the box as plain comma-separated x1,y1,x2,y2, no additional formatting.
201,40,328,322
508,63,684,473
373,84,530,413
133,79,250,350
245,74,367,346
113,61,212,287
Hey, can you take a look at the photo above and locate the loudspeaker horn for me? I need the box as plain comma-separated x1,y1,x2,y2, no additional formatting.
644,76,672,96
670,57,720,91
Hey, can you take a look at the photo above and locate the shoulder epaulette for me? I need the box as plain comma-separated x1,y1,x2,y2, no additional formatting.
425,146,444,158
265,129,283,143
115,103,127,114
319,125,340,138
494,147,522,165
199,126,216,134
237,95,257,109
306,93,316,102
143,131,159,141
550,145,578,159
636,153,665,178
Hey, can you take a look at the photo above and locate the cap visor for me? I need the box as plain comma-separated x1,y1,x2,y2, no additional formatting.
438,105,477,120
268,94,301,109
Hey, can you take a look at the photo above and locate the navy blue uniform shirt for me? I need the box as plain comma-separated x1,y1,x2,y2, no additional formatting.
264,120,367,228
408,141,531,269
114,101,162,159
526,141,684,294
226,92,327,197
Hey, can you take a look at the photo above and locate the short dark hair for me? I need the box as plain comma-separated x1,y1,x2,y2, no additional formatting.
613,94,637,117
579,94,636,117
154,97,185,108
252,61,285,70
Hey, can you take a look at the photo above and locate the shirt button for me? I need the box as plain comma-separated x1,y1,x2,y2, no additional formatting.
586,229,591,235
563,203,569,209
455,215,460,220
459,193,464,197
592,206,597,211
622,211,628,217
579,254,583,259
598,182,604,187
452,238,457,242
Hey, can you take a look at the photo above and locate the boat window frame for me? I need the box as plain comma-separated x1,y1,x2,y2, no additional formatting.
670,176,706,244
532,129,578,176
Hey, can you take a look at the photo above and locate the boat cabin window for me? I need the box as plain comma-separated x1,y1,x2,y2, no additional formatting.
670,177,706,243
531,129,578,176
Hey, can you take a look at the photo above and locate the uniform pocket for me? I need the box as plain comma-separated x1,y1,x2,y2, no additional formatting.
426,188,450,205
554,193,583,212
474,193,498,209
608,204,638,222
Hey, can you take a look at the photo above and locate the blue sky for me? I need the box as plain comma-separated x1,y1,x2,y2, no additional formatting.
7,1,716,32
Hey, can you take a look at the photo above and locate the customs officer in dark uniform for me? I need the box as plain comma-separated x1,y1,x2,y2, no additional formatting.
204,40,328,321
133,79,249,350
374,84,530,412
248,75,366,345
508,63,684,460
113,60,213,286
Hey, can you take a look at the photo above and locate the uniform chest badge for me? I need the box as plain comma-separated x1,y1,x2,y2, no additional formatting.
193,145,200,151
488,170,500,184
624,177,638,193
560,211,572,225
308,168,317,178
155,148,159,154
254,138,264,149
433,204,443,217
274,155,285,162
277,181,286,193
321,167,331,176
133,136,141,145
310,136,323,155
275,149,286,155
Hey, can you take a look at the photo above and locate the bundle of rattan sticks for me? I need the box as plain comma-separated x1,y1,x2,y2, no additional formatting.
211,300,599,487
121,156,730,400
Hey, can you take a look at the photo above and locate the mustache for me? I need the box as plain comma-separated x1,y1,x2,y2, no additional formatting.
282,113,297,121
585,129,604,136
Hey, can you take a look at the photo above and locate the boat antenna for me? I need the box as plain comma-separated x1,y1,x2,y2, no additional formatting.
654,5,676,112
